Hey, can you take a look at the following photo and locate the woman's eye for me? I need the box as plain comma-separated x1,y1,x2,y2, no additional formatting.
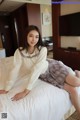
28,34,39,39
36,37,39,39
36,36,39,39
29,35,33,37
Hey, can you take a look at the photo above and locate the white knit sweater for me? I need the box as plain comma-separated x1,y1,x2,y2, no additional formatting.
5,47,48,91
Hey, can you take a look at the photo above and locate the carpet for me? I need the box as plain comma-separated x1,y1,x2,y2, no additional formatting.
66,111,80,120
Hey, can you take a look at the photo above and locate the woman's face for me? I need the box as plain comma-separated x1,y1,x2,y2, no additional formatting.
27,30,39,47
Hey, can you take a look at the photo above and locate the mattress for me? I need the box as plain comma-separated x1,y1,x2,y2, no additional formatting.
0,57,79,120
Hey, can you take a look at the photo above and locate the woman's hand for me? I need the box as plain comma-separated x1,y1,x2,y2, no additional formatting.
11,89,30,101
0,90,8,94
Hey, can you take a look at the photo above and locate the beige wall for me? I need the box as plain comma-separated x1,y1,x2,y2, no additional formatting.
61,4,80,50
40,4,52,37
61,4,80,15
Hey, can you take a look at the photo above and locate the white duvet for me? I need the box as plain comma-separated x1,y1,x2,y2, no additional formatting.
0,57,80,120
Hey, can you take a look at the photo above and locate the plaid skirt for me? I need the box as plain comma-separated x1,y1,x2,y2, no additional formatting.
39,59,75,89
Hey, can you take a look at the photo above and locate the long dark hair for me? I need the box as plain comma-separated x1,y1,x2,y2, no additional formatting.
19,25,44,52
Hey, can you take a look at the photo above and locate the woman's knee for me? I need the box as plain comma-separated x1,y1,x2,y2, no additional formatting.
66,74,80,87
64,83,78,94
75,70,80,78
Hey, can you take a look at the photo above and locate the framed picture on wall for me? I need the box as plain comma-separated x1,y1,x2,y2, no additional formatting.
42,12,51,25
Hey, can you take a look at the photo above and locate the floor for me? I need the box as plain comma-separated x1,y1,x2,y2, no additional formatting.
66,111,80,120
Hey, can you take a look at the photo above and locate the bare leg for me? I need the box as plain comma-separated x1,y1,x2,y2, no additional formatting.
64,83,80,116
66,74,80,87
75,70,80,78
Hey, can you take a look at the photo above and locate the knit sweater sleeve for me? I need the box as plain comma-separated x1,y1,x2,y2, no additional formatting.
26,47,48,90
5,49,22,91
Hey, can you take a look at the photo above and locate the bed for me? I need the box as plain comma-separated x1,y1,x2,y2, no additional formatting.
0,56,80,120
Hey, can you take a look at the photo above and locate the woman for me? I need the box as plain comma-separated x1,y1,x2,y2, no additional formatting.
0,25,48,101
40,59,80,116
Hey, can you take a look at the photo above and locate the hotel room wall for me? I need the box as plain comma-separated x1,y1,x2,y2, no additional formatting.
40,4,52,37
40,4,53,59
61,4,80,50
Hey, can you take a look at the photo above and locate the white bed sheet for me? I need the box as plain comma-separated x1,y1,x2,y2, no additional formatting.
0,57,80,120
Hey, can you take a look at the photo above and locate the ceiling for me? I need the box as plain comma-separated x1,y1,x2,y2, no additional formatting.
0,0,51,13
0,0,80,14
0,0,31,13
